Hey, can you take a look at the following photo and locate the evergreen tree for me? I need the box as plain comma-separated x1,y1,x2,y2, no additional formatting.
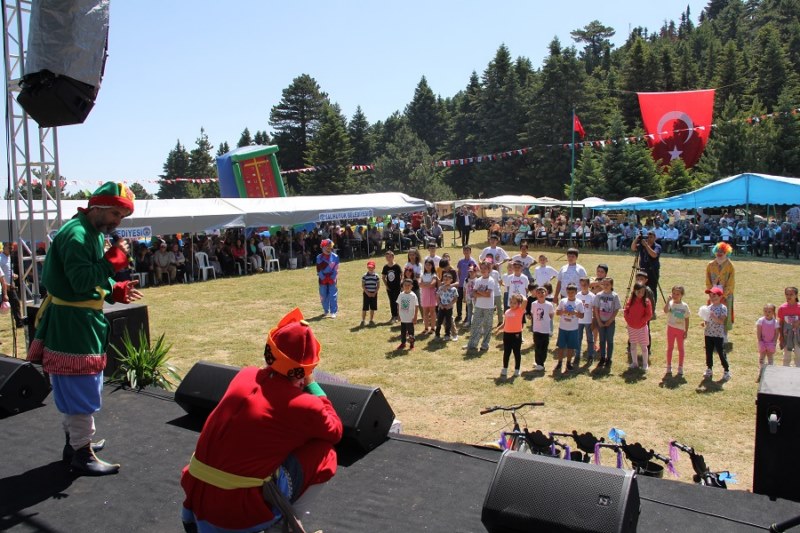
373,124,452,200
445,72,484,197
620,37,653,128
371,112,407,159
570,20,616,74
753,24,791,110
237,128,253,147
675,41,700,90
268,74,329,189
157,140,192,198
663,159,696,196
600,114,662,199
348,106,373,164
188,128,219,198
568,148,603,199
129,182,154,200
405,76,447,153
254,130,271,145
301,103,354,195
713,41,743,114
769,88,800,176
217,141,230,157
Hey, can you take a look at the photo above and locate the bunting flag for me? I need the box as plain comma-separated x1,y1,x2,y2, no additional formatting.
574,115,586,139
637,89,715,168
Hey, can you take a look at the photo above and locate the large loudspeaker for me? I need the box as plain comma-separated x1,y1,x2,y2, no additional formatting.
174,361,240,419
18,0,109,127
482,451,640,533
317,380,394,452
754,366,800,501
0,356,51,416
174,362,395,452
28,302,150,377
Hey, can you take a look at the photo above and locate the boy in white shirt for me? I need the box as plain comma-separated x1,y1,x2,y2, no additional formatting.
555,283,585,373
530,286,555,371
575,276,595,365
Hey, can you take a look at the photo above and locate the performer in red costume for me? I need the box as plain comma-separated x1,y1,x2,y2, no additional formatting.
180,308,343,533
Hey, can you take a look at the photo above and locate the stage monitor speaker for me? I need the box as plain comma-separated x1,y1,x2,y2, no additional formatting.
174,361,240,419
27,302,150,377
482,451,640,533
18,0,109,127
754,365,800,501
0,356,51,416
318,380,395,452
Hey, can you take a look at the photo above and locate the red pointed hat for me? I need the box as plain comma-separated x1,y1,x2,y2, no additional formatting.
264,308,320,379
87,182,135,213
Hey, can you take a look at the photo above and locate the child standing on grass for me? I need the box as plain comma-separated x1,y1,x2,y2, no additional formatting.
756,304,778,381
419,258,439,335
624,283,653,371
575,276,595,366
396,278,419,350
663,286,690,376
496,293,526,378
593,277,621,368
436,272,459,341
778,287,800,367
530,286,554,371
463,265,478,327
463,261,498,352
382,251,402,323
702,286,730,380
555,283,584,373
361,260,380,327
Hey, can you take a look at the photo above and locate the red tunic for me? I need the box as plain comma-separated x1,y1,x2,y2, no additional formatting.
181,367,343,530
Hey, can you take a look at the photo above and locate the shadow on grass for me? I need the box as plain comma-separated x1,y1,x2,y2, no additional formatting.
385,346,410,358
493,375,517,386
306,314,329,323
659,372,687,389
695,376,726,393
522,369,547,382
463,347,487,360
590,363,612,380
621,367,647,384
421,337,450,353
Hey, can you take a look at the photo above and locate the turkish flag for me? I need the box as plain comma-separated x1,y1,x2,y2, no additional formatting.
573,115,586,139
637,89,715,168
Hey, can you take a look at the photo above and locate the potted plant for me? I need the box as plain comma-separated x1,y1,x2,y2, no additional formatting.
109,328,181,390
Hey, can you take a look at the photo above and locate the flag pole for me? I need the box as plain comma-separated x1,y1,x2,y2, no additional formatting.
570,107,576,221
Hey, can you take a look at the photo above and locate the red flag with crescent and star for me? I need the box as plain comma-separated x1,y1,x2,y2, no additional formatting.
637,89,715,168
573,115,586,139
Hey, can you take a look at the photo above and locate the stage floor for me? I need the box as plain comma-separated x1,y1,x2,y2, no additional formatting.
2,386,800,532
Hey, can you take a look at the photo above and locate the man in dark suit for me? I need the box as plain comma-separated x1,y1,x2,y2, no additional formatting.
456,207,472,247
751,222,770,257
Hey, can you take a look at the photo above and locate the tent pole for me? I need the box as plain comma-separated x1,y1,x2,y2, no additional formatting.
570,107,576,220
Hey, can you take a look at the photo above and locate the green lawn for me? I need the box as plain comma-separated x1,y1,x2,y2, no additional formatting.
4,231,797,490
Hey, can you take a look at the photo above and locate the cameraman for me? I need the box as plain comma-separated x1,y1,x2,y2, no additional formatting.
631,230,661,304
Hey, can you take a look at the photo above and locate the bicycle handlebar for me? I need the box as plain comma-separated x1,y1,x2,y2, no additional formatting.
480,402,545,415
670,440,695,454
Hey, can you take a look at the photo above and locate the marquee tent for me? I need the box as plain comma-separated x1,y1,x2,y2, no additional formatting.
1,192,428,242
593,173,800,211
453,195,586,208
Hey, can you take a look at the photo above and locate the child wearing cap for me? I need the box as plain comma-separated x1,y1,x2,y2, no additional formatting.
361,260,380,327
702,286,731,380
397,278,419,350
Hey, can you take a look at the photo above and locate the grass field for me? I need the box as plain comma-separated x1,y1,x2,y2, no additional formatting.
3,231,798,491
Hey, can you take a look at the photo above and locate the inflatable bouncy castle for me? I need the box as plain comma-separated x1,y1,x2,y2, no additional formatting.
216,145,286,198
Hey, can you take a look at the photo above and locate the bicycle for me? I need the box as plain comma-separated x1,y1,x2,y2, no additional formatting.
480,402,545,454
549,430,606,463
603,427,677,478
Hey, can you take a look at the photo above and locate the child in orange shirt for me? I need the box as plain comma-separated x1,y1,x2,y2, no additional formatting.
496,293,526,378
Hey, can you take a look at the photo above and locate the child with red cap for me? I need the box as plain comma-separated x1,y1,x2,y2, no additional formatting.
181,308,343,532
702,286,731,381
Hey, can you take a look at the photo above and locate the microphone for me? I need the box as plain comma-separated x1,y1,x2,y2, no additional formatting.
109,231,121,245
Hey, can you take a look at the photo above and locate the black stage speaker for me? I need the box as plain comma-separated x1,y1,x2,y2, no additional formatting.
27,302,150,377
174,362,395,452
18,0,109,127
754,365,800,501
318,380,395,452
174,361,240,419
482,451,640,533
0,356,51,416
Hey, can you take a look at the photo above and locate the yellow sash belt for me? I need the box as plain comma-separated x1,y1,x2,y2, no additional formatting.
188,453,275,490
34,288,106,328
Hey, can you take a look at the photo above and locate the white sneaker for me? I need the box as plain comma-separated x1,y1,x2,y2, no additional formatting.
500,368,508,377
514,369,522,377
330,313,337,319
450,335,459,341
704,368,713,378
534,364,545,371
722,371,732,381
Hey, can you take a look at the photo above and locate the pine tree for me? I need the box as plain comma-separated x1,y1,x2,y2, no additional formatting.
217,142,230,157
663,159,696,196
157,140,192,199
301,104,354,195
348,106,372,165
129,182,153,200
268,74,329,189
769,88,800,176
620,37,653,128
570,20,616,75
713,41,743,114
188,128,219,198
568,148,603,199
445,72,483,197
373,124,452,200
753,24,791,110
405,76,447,153
254,130,271,145
237,128,253,147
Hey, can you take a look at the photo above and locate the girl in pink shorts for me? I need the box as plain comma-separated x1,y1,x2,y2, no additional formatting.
756,303,778,381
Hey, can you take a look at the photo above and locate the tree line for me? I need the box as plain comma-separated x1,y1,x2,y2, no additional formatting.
156,0,800,202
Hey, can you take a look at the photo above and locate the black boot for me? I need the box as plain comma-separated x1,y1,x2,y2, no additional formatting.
69,444,119,476
62,433,106,463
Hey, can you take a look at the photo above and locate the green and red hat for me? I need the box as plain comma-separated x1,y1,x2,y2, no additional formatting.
87,182,135,214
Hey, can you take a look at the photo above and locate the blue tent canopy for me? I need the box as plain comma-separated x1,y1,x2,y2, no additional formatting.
593,173,800,211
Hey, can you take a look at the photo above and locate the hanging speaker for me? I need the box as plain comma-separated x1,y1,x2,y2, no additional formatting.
0,356,51,417
482,451,640,533
18,0,109,127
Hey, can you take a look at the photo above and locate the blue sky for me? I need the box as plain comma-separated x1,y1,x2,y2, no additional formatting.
11,1,708,193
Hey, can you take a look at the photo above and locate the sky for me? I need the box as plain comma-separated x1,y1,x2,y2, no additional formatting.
8,0,708,194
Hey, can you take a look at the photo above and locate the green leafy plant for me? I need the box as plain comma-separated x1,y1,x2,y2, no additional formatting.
110,328,181,390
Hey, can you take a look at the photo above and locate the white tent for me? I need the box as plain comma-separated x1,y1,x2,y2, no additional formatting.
1,192,428,241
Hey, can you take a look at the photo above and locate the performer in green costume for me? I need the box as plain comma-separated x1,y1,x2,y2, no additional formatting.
28,182,141,476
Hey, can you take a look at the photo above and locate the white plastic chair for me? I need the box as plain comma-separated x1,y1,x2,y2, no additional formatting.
131,270,148,288
263,246,280,272
194,252,217,281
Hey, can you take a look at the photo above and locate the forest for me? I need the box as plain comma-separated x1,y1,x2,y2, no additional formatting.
156,0,800,203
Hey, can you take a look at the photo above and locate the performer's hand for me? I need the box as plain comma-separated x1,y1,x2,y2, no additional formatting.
115,237,131,255
303,373,315,387
125,280,143,303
